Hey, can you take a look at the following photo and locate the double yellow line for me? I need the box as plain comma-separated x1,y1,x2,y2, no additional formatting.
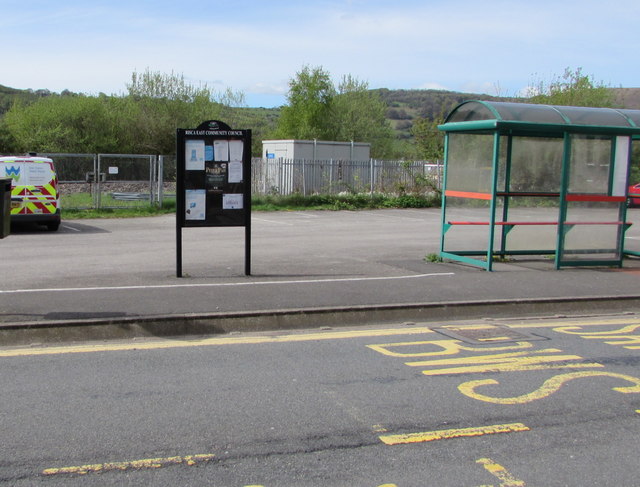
379,422,529,445
43,454,215,476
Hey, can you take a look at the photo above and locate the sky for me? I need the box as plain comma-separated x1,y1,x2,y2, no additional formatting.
2,0,639,108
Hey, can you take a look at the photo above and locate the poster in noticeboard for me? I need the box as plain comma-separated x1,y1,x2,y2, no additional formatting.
185,139,205,170
185,189,206,220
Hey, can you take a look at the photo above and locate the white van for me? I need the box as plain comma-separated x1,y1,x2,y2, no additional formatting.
0,155,61,231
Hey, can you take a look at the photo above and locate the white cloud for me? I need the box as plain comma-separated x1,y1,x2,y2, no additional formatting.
245,82,289,96
418,82,449,91
459,81,509,97
518,85,541,98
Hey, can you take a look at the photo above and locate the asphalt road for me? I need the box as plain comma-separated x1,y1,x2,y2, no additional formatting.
1,314,638,486
3,209,640,340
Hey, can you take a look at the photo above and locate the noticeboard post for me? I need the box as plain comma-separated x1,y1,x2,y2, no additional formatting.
176,120,252,277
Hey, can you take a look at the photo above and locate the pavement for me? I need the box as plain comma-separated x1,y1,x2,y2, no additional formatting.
2,208,640,346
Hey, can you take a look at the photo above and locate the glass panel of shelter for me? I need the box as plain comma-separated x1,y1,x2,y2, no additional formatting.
441,133,495,263
495,135,564,256
624,139,640,256
558,135,627,264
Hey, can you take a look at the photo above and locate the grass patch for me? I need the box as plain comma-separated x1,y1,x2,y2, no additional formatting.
63,201,177,219
425,253,443,263
62,193,440,219
251,193,439,211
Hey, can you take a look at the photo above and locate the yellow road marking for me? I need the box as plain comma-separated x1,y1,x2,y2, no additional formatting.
42,454,215,475
406,348,598,375
476,458,526,486
601,337,640,346
373,424,388,433
553,324,640,335
367,339,534,358
502,317,640,329
0,327,437,358
458,371,640,404
379,422,529,445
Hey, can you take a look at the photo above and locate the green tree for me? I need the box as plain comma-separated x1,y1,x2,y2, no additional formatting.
527,67,614,107
128,69,202,102
127,69,244,106
274,66,395,157
331,75,394,157
411,114,445,161
124,69,245,154
0,118,18,153
274,65,336,140
2,95,128,153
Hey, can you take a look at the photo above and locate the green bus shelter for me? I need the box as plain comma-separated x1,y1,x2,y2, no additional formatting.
438,100,640,270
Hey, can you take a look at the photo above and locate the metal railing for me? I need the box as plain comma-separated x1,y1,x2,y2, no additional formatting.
252,158,442,196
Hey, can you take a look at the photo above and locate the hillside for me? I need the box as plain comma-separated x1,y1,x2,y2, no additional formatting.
374,88,516,139
612,88,640,110
376,87,640,113
375,88,515,118
376,87,640,139
0,84,67,115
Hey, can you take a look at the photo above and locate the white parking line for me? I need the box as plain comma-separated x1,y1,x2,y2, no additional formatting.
252,217,294,225
0,273,454,295
61,224,81,232
289,211,321,218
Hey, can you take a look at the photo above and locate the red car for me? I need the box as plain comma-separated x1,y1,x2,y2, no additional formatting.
628,183,640,207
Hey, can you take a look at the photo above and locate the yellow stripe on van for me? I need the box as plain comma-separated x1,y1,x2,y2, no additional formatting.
42,182,57,196
24,200,56,214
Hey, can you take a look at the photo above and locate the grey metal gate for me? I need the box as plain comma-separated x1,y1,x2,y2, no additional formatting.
96,154,156,208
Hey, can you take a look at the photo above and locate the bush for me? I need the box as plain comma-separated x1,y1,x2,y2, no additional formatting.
251,193,438,211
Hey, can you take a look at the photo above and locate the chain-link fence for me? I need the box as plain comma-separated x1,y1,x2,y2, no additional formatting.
38,153,158,209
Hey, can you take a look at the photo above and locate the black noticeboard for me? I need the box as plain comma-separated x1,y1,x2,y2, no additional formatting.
176,120,252,277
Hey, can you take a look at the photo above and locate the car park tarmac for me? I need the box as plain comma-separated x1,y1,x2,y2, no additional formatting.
2,208,640,345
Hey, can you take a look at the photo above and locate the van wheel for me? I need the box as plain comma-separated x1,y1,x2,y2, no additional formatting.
46,222,60,231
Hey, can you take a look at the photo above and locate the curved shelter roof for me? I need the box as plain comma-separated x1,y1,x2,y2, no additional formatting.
440,100,640,136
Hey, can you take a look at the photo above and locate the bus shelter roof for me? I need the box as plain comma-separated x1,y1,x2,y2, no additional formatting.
439,100,640,136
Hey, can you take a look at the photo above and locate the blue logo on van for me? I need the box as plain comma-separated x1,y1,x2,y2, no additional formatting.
5,166,20,182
